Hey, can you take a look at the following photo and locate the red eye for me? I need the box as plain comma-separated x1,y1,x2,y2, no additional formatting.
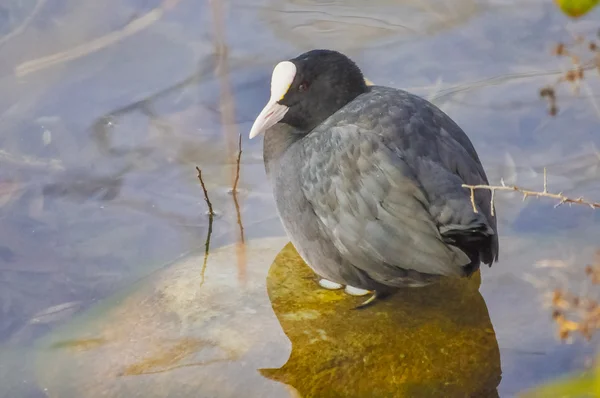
298,81,309,92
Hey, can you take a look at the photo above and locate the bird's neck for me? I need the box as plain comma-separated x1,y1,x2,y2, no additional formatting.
263,124,305,176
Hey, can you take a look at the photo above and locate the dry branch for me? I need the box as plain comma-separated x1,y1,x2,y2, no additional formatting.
231,134,246,283
199,209,213,288
233,133,242,193
195,166,215,287
231,133,245,244
463,168,600,215
195,166,215,217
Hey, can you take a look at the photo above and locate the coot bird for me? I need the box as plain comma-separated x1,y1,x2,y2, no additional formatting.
249,50,498,307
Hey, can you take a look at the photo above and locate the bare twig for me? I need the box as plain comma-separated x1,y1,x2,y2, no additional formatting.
463,167,600,214
230,134,246,287
233,133,242,193
195,167,214,217
195,166,215,287
199,206,213,288
231,133,246,281
231,134,245,244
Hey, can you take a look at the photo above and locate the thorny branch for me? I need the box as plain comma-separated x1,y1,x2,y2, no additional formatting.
463,167,600,216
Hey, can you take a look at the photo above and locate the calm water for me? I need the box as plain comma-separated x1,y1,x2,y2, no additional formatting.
1,0,600,397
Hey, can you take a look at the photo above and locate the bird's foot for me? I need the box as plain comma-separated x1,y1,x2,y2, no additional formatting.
353,291,381,310
318,278,344,290
317,279,381,309
344,285,371,296
318,279,370,296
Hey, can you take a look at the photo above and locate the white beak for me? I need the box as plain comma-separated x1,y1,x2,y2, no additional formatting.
249,61,297,139
248,100,289,139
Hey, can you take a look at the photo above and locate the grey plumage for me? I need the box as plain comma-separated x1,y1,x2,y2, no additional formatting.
264,86,498,292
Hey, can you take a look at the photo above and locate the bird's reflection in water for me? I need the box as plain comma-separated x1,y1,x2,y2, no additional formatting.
260,243,502,398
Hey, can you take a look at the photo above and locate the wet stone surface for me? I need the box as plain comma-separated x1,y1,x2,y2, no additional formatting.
35,239,501,398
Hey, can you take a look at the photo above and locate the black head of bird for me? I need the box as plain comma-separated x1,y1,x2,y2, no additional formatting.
250,49,368,138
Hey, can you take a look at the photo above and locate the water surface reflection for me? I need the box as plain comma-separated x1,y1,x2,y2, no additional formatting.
261,244,502,398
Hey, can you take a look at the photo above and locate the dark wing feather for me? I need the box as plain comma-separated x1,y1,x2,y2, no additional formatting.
376,87,499,266
299,86,498,283
300,126,471,280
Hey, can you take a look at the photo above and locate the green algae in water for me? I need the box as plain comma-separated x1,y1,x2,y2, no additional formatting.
260,243,502,398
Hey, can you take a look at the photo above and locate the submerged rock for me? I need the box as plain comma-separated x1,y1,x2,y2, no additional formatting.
35,238,500,398
35,237,293,398
261,243,502,398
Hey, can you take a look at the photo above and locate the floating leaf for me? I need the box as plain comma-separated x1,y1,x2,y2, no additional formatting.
554,0,599,17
